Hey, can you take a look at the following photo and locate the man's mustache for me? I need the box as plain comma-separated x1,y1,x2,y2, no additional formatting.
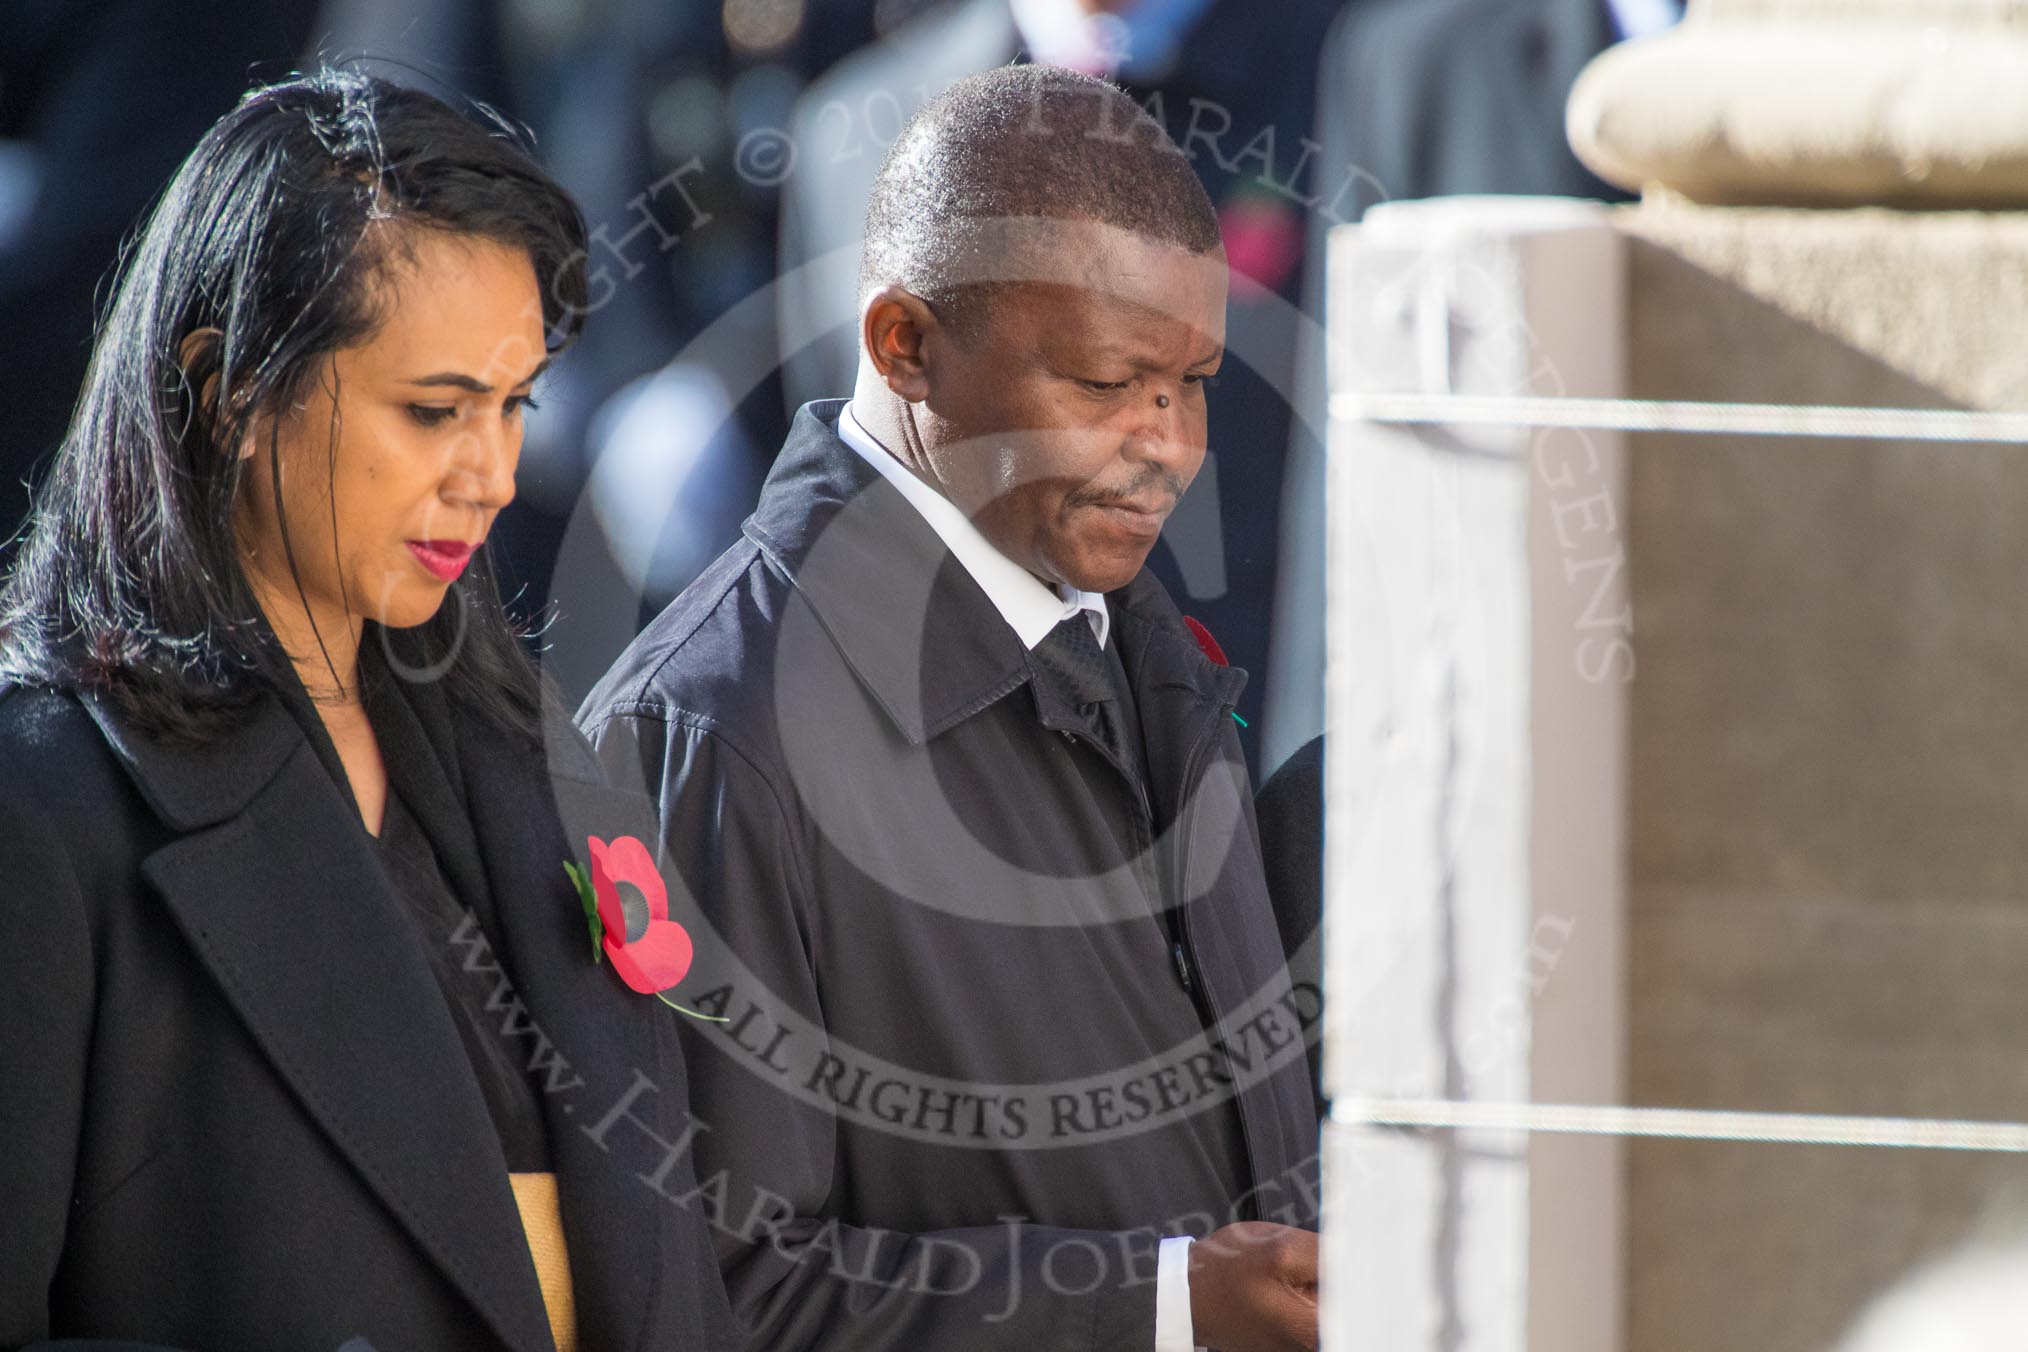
1062,467,1189,515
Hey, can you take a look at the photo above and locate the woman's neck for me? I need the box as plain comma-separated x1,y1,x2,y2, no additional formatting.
259,593,387,832
254,583,365,710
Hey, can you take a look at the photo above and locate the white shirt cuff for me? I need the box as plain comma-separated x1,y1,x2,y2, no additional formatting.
1154,1235,1200,1352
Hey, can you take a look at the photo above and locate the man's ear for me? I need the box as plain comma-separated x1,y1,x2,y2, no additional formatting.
861,285,937,403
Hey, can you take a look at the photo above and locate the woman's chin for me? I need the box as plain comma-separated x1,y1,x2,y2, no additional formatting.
369,579,459,631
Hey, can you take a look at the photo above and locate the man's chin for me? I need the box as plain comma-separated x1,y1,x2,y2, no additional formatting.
1056,547,1153,597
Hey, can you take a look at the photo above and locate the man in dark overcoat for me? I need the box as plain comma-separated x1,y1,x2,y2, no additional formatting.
580,65,1321,1352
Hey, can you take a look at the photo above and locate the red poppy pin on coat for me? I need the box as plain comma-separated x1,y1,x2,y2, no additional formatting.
1184,616,1249,729
564,835,725,1021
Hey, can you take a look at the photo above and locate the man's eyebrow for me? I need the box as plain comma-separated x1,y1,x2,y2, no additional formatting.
1125,347,1223,372
403,357,551,394
1085,343,1224,373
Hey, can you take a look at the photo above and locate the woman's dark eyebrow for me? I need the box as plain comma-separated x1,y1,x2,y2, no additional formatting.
403,357,551,393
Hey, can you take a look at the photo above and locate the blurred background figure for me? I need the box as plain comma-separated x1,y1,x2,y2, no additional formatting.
1312,0,1673,223
1262,0,1681,772
0,0,321,560
474,0,902,627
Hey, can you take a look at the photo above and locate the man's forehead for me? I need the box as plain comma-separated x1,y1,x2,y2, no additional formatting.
1019,280,1227,361
951,216,1227,316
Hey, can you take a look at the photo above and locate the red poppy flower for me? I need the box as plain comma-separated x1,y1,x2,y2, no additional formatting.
585,834,693,995
1184,615,1228,666
1184,617,1251,730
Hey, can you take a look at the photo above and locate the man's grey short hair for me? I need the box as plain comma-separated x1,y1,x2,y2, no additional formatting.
859,64,1222,331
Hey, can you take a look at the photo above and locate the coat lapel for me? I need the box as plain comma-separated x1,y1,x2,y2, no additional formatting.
744,401,1037,746
455,702,736,1352
85,691,559,1352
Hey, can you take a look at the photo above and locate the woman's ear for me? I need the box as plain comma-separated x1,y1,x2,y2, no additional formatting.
860,285,937,404
178,328,268,464
173,327,245,455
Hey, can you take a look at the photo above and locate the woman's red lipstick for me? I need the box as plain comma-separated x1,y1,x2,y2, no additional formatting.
406,539,476,582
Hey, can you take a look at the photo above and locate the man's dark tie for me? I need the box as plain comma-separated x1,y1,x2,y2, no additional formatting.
1034,614,1134,775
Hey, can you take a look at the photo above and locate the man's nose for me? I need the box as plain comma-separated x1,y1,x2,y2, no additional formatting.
1124,388,1198,473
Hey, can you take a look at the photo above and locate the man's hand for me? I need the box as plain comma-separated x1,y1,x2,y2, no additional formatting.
1188,1221,1319,1352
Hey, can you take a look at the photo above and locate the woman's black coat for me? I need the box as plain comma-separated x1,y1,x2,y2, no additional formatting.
0,669,737,1352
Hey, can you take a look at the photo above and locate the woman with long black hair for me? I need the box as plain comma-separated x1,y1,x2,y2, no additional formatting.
0,69,735,1351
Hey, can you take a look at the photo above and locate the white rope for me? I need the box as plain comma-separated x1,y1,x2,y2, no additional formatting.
1336,1098,2028,1153
1329,392,2028,445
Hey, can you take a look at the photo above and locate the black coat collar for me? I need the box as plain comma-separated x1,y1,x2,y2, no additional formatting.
80,668,729,1352
79,685,301,832
745,400,1246,744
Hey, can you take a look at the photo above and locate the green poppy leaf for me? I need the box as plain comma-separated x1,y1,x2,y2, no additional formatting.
563,859,603,964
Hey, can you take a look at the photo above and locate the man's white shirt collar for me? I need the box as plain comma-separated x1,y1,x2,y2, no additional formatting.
837,401,1111,651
